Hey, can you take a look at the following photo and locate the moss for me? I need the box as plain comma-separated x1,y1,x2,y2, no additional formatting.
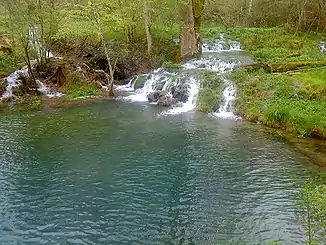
163,61,182,70
197,72,225,112
134,75,150,90
62,74,99,100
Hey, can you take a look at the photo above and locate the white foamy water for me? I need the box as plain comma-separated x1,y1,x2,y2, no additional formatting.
202,39,241,53
1,66,30,99
182,58,237,73
36,81,64,98
122,69,170,102
161,77,199,115
114,37,246,118
320,41,326,52
1,60,64,100
212,79,240,120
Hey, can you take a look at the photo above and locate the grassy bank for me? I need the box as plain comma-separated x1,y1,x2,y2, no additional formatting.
231,69,326,139
201,26,326,140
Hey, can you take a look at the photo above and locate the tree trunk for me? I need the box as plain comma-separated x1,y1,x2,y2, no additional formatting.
180,0,205,59
24,41,36,84
94,7,116,97
248,0,253,15
144,0,152,56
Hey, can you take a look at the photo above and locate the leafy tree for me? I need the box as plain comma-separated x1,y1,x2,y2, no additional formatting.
297,179,326,245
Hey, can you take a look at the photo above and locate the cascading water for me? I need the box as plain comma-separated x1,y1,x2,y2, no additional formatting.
212,79,239,119
0,26,62,100
320,41,326,52
116,36,245,117
1,66,30,99
36,81,64,98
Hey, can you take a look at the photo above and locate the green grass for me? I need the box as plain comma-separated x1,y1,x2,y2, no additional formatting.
0,51,17,78
203,25,326,139
198,72,225,113
203,26,326,64
62,75,99,100
231,69,326,139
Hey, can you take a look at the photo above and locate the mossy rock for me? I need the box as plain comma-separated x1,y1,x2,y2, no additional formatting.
134,75,150,90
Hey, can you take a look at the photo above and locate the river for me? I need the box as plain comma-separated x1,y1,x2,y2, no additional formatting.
0,100,316,245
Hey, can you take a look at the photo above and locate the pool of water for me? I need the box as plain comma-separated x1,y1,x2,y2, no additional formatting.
0,100,315,245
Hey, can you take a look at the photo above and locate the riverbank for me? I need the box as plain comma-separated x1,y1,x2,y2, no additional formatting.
201,27,326,139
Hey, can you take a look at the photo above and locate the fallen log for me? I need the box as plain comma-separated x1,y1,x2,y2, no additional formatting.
241,60,326,73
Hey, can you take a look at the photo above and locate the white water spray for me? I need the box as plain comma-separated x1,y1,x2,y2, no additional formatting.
36,81,64,98
212,79,239,120
114,36,246,118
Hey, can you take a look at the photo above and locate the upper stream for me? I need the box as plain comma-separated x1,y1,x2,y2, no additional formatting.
0,100,317,245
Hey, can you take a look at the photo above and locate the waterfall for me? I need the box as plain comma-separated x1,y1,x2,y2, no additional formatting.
1,66,30,99
115,36,247,117
1,63,64,100
36,81,64,98
115,77,137,92
212,79,239,119
320,41,326,53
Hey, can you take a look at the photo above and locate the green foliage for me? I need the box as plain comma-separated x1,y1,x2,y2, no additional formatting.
62,75,99,100
231,69,326,139
297,179,326,245
163,61,182,70
198,72,224,112
0,52,17,77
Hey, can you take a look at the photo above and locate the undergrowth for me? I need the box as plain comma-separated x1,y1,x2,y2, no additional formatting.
62,74,99,100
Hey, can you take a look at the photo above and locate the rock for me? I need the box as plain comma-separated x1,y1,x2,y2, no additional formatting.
0,45,12,54
172,84,190,103
157,92,175,107
147,91,160,103
147,91,176,107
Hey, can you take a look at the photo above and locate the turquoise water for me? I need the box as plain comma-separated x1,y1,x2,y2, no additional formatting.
0,100,314,245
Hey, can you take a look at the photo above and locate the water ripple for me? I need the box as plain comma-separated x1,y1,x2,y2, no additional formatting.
0,103,314,245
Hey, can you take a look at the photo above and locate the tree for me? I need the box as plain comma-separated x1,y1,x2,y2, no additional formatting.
297,179,326,245
180,0,205,59
3,0,62,84
68,0,118,96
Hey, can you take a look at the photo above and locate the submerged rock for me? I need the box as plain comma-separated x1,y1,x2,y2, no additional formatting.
134,75,150,90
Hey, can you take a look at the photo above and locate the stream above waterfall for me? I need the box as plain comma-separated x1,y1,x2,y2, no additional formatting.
0,100,317,245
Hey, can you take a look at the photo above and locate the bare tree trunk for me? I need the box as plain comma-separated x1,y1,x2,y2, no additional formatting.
24,41,36,84
248,0,253,15
144,0,152,56
94,8,116,96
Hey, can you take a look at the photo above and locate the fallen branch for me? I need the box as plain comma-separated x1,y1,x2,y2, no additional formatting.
273,65,326,75
241,60,326,73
